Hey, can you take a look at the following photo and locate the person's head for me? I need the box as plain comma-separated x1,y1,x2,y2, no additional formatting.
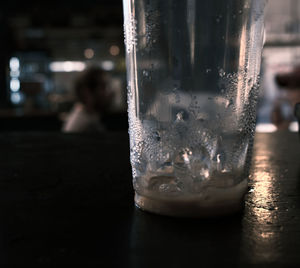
74,66,113,113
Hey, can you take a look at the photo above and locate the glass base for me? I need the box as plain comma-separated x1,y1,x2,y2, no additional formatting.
134,180,248,218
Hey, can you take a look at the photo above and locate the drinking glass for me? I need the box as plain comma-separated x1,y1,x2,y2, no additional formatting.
123,0,267,217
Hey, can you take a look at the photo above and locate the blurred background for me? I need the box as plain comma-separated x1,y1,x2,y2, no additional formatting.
257,0,300,132
0,0,299,132
0,0,127,132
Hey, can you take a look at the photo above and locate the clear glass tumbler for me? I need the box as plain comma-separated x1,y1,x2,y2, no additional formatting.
123,0,267,217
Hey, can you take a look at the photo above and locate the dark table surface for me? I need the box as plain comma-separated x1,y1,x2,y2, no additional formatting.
0,131,299,267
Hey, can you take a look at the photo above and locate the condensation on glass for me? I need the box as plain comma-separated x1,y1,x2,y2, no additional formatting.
123,0,267,217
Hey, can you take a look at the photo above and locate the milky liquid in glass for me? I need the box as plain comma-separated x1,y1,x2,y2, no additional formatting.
123,0,266,217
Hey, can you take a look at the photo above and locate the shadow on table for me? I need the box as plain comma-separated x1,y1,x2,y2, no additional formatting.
129,207,244,267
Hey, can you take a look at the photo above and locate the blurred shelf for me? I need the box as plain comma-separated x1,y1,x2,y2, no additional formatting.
265,34,300,47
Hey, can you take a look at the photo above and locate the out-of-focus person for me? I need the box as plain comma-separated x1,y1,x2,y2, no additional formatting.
271,65,300,129
62,66,114,133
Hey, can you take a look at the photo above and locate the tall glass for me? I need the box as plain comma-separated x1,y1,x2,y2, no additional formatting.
123,0,267,217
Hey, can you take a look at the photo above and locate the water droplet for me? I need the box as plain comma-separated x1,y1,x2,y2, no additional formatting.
143,70,149,77
238,10,243,14
153,131,160,141
219,68,226,77
216,15,222,23
176,148,192,165
226,73,232,79
176,111,184,122
127,85,133,98
226,98,234,108
206,68,212,73
200,168,209,179
148,176,178,193
159,184,169,192
124,17,137,54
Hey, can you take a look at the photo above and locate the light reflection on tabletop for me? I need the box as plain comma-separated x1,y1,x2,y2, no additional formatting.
242,133,284,263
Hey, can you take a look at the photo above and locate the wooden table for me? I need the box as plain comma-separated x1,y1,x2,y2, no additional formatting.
0,131,299,267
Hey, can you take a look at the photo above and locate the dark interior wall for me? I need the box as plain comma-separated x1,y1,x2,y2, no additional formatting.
0,0,128,131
